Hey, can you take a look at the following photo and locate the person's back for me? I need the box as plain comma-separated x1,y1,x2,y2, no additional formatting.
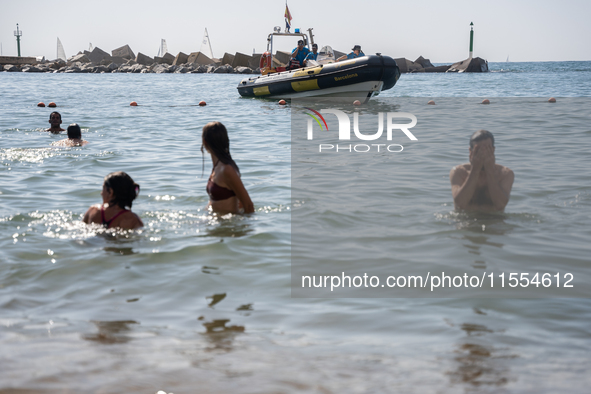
83,171,143,230
52,123,88,147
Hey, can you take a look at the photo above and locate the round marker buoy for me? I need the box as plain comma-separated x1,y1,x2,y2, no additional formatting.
48,102,57,107
130,101,138,106
37,102,46,107
548,97,556,103
481,99,490,104
428,100,435,105
278,99,286,105
198,101,207,106
353,100,361,106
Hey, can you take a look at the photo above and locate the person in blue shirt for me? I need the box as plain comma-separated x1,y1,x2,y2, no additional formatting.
290,40,311,68
337,45,365,62
304,43,318,65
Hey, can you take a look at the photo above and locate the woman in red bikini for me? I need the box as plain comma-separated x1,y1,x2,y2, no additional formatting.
202,122,254,214
83,171,144,230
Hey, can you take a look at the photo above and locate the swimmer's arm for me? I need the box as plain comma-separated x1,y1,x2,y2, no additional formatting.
450,165,479,210
485,166,514,211
223,167,254,214
82,206,98,224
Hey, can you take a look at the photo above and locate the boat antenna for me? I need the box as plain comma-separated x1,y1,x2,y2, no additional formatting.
307,28,314,45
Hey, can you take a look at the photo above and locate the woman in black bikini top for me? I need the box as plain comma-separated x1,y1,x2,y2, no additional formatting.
201,122,254,214
83,171,144,230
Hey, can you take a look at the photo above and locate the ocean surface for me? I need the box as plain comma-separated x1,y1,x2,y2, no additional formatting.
1,61,590,393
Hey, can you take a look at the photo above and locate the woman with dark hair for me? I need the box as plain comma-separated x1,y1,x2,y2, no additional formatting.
53,123,88,147
83,172,144,229
201,121,254,214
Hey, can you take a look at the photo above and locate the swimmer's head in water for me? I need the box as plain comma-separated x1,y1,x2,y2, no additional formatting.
67,123,81,139
470,129,495,150
103,171,140,209
201,121,239,173
49,111,62,121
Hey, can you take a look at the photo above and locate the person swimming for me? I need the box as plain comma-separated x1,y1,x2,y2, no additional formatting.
46,111,65,134
201,121,254,214
83,171,144,230
52,123,88,147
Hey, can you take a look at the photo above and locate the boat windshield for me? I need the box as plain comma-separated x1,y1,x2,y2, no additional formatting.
316,46,336,65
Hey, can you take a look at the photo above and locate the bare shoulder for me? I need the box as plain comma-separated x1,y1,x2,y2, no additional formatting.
52,139,67,147
220,164,242,181
496,164,514,178
450,163,470,178
119,211,144,229
83,204,102,223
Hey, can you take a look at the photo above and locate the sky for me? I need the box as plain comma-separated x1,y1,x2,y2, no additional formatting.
1,0,589,63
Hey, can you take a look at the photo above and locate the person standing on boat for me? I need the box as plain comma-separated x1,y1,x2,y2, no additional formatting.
202,121,254,214
304,43,318,65
291,39,311,68
337,45,365,62
450,130,514,211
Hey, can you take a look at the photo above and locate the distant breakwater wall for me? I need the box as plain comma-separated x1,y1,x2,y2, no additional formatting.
1,43,488,74
1,44,261,74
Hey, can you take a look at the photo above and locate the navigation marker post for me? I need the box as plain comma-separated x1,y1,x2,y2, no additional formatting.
469,22,474,59
14,24,22,57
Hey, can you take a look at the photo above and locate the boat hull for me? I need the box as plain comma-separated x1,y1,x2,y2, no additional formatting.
237,55,400,102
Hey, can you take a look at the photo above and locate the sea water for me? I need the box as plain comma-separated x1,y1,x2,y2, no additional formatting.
1,62,590,393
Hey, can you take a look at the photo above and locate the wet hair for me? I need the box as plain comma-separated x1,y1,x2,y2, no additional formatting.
67,123,81,139
103,171,140,209
49,111,61,121
470,129,495,149
201,121,240,175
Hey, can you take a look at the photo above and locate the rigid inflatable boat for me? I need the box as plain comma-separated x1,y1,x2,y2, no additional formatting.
237,30,400,103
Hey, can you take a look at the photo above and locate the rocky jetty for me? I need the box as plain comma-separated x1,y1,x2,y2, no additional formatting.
393,55,488,73
3,45,259,74
1,42,488,75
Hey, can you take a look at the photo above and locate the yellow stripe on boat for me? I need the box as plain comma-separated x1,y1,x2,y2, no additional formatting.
253,86,271,96
291,79,320,92
293,67,322,78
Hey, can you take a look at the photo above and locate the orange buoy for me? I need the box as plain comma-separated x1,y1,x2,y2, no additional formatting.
548,97,556,103
198,101,207,106
37,102,46,107
353,100,361,106
48,102,57,107
481,99,490,104
278,99,286,105
130,101,138,106
427,100,435,105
